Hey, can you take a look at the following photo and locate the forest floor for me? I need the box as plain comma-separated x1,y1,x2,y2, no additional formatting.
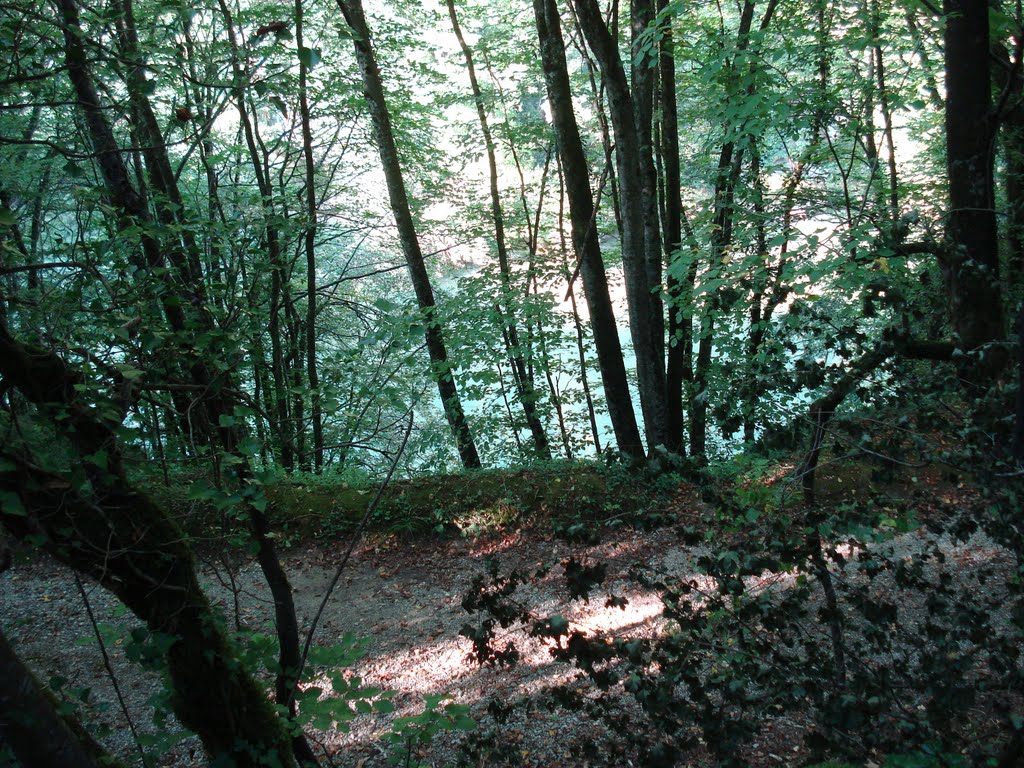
1,470,1020,767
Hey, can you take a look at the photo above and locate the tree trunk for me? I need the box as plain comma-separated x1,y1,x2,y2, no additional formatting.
690,0,777,457
658,0,687,454
66,4,316,758
869,0,899,223
942,0,1005,376
557,158,604,455
0,322,299,768
337,0,481,469
0,627,126,768
573,0,669,452
296,0,325,472
445,0,551,460
533,0,644,458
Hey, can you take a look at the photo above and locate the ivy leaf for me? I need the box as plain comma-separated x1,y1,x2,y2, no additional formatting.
0,208,16,227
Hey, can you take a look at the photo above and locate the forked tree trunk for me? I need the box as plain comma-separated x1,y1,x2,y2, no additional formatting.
0,321,299,768
533,0,644,458
573,0,669,452
63,3,315,758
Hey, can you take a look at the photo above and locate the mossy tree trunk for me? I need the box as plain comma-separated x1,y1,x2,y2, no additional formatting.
0,320,299,768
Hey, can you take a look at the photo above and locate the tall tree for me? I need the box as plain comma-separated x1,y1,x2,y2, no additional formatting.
573,0,670,452
533,0,645,458
445,0,551,459
336,0,482,469
296,0,326,471
942,0,1005,374
659,0,689,454
61,2,316,758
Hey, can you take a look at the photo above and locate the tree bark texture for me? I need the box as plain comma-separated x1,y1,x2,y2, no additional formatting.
942,0,1005,365
63,5,315,758
658,0,688,454
0,321,299,768
0,627,126,768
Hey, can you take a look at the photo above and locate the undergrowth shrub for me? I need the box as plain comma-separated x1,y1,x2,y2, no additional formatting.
457,473,1024,767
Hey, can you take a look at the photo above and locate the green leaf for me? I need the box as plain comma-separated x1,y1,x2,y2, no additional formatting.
85,450,109,470
114,363,144,381
0,208,15,227
298,46,321,70
0,490,26,517
187,479,218,501
238,436,262,456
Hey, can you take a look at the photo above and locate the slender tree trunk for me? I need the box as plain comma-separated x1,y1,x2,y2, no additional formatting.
533,0,644,458
296,0,325,472
870,0,899,223
337,0,481,469
445,0,551,459
746,145,768,444
659,0,686,454
270,263,295,471
215,0,296,470
905,4,943,109
690,0,777,457
286,286,308,470
565,2,622,234
573,0,669,452
557,160,603,455
1005,120,1024,290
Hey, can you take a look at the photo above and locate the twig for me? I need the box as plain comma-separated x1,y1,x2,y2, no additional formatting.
74,573,148,767
295,410,415,684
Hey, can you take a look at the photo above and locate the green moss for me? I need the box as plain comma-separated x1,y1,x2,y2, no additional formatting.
142,460,683,545
259,461,677,541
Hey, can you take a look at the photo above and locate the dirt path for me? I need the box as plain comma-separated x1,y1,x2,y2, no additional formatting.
2,505,1018,767
0,524,692,767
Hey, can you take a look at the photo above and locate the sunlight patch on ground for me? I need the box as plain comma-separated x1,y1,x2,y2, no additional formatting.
567,590,664,635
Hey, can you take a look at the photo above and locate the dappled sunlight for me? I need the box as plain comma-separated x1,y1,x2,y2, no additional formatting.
566,590,664,635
